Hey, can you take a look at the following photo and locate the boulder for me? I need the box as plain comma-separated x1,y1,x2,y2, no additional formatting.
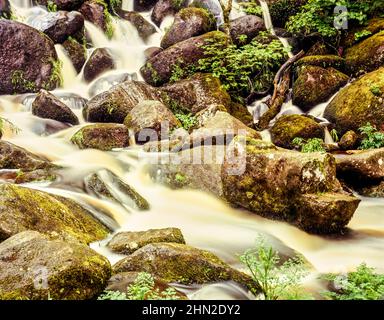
71,123,130,151
151,0,188,26
107,228,185,254
0,0,11,19
62,37,87,73
338,130,358,151
32,89,79,125
0,141,53,171
161,7,216,49
267,0,307,28
323,68,384,135
223,15,266,45
0,20,61,94
113,243,255,290
133,0,158,11
0,231,111,300
80,0,112,37
34,0,85,10
29,10,84,44
83,80,163,123
124,100,180,143
0,183,109,243
357,181,384,198
271,114,325,149
293,65,349,111
189,0,223,25
118,10,156,40
140,31,228,86
295,55,346,71
342,18,384,48
345,31,384,75
83,48,115,82
14,169,57,184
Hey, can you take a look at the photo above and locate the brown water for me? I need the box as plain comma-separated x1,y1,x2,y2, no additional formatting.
1,0,384,300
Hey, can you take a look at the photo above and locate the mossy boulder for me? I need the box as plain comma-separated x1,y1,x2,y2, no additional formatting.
222,15,266,45
189,0,222,25
293,65,349,111
134,0,158,11
0,20,61,94
140,31,229,86
32,89,79,125
338,130,358,150
71,123,130,151
107,228,185,254
79,1,111,37
124,100,181,143
14,169,57,184
151,0,188,26
113,243,255,290
270,114,325,149
342,18,384,48
0,231,111,300
85,169,149,210
0,141,54,171
345,31,384,75
62,37,87,73
0,183,109,243
83,80,163,123
323,68,384,135
295,55,346,71
83,48,115,82
266,0,308,28
118,10,156,40
161,7,215,49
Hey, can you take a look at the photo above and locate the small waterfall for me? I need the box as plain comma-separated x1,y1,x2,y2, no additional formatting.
55,44,78,89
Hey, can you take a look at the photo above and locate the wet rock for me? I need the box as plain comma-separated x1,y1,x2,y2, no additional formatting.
0,141,53,171
0,20,61,94
106,272,188,299
88,72,137,97
32,89,79,125
80,0,112,37
293,65,349,111
0,231,111,300
140,31,228,86
227,102,253,127
189,0,222,25
323,68,384,135
83,48,115,82
85,169,150,210
161,7,216,49
118,10,156,40
144,46,163,59
34,0,85,11
271,114,325,149
357,181,384,198
29,10,84,44
295,55,346,71
0,0,11,19
345,31,384,75
14,169,57,184
0,183,109,243
195,104,227,127
62,37,87,73
134,0,158,11
222,15,266,45
71,123,130,151
151,0,188,26
124,100,181,143
338,130,358,151
113,243,255,290
83,80,163,123
107,228,185,254
161,73,231,114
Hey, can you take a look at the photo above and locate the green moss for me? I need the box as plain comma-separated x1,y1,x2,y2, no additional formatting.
11,70,37,92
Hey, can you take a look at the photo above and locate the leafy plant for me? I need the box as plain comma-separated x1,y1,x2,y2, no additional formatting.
354,29,372,41
98,290,128,300
240,237,312,300
47,0,58,12
358,122,384,150
330,128,339,142
175,113,198,131
292,137,326,153
370,85,382,96
11,70,36,92
238,1,263,16
322,263,384,300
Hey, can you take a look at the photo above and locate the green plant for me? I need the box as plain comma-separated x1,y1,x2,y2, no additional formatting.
175,113,198,131
11,70,37,92
46,58,63,89
354,29,372,41
47,0,58,12
292,137,326,153
322,263,384,300
98,290,128,300
169,63,186,83
358,122,384,150
238,1,263,16
240,237,312,300
370,85,382,96
330,128,339,142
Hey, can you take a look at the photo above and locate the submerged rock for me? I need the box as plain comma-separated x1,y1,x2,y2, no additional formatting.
0,231,111,300
151,0,188,26
107,228,185,254
161,7,216,48
0,183,109,243
271,115,325,149
113,243,255,290
83,48,115,82
71,123,130,151
0,20,61,94
32,89,79,125
323,68,384,135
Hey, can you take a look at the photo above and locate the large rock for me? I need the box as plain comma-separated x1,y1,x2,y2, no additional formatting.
113,243,255,290
223,15,266,45
0,20,61,94
118,10,156,40
267,0,307,28
0,141,53,171
0,183,109,243
34,0,85,10
83,48,115,82
80,0,112,37
271,114,325,149
71,123,130,151
140,31,228,86
345,31,384,75
83,80,163,123
189,0,223,25
0,0,11,19
151,0,188,26
323,68,384,135
29,10,84,44
32,89,79,125
161,7,216,49
107,228,185,254
0,231,111,300
295,55,346,71
293,65,349,111
62,37,87,73
124,100,180,143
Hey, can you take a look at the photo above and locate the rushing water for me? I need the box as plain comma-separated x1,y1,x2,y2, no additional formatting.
1,0,384,300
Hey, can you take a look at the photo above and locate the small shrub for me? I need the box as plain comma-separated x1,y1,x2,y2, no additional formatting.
175,113,198,131
358,122,384,150
47,0,58,12
238,1,263,16
292,137,326,153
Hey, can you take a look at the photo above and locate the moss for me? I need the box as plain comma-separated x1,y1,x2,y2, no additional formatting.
295,55,346,72
11,70,37,92
42,58,63,90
